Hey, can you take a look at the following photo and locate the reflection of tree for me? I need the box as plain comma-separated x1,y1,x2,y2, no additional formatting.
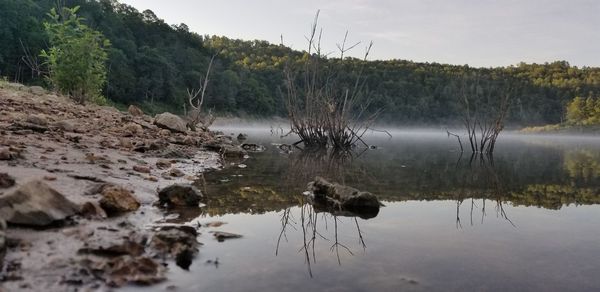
276,200,367,277
454,154,515,228
564,149,600,182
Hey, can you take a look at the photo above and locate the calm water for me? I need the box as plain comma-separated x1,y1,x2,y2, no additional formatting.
143,129,600,291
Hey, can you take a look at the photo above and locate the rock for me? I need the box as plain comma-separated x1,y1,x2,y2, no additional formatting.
53,119,77,132
202,141,247,158
0,180,79,226
308,177,381,218
0,173,15,188
150,226,199,270
119,137,134,148
158,129,171,137
156,159,172,170
133,165,151,174
211,231,242,242
80,201,108,219
123,123,143,137
128,105,144,116
154,113,187,133
241,143,266,152
168,168,185,177
0,148,13,160
11,121,48,133
29,86,45,95
237,133,248,141
80,256,165,287
79,236,145,257
99,185,140,215
158,184,202,207
26,114,48,126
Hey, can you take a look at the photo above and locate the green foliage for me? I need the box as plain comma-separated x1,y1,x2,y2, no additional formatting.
41,6,110,104
3,0,600,123
566,96,600,125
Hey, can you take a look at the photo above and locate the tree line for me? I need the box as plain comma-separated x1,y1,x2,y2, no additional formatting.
2,0,600,125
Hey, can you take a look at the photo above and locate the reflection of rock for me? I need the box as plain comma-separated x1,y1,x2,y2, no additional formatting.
241,143,266,152
158,184,202,207
211,231,242,242
307,177,381,219
150,226,199,270
0,180,79,226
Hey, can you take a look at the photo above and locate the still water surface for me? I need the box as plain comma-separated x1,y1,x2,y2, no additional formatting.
145,129,600,291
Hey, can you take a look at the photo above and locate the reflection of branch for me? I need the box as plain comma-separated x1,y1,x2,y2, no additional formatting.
354,218,366,251
276,208,296,256
330,216,354,265
275,203,367,277
456,200,463,229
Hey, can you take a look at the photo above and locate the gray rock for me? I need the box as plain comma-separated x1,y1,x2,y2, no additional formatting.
53,119,78,132
154,113,187,133
308,177,381,218
26,114,48,126
0,180,80,226
0,173,15,189
202,140,247,158
29,86,46,95
128,105,144,116
158,184,202,207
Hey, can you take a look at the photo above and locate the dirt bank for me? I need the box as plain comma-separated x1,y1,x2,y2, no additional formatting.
0,84,246,290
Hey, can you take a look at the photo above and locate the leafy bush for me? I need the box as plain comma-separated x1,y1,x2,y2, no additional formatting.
41,6,110,104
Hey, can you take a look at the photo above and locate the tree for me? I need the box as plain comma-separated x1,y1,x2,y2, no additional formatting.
41,6,110,104
566,96,585,125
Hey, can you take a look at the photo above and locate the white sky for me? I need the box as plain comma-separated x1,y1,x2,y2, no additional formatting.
120,0,600,68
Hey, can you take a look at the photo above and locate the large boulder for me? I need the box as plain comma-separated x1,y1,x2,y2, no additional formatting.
308,177,381,218
157,184,202,207
0,180,80,226
154,113,187,133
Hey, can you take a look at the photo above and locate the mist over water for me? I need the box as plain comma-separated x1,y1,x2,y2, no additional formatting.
130,126,600,292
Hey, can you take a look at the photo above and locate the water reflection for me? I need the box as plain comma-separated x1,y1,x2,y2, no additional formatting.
144,133,600,292
276,200,368,278
189,135,600,219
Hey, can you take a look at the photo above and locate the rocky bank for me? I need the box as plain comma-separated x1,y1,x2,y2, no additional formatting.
0,83,247,290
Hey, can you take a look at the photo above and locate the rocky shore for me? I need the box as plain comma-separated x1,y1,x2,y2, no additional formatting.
0,83,247,290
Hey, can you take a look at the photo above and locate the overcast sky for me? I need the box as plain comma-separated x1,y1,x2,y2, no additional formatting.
120,0,600,68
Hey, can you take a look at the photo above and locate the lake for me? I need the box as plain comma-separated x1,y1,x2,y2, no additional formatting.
140,129,600,292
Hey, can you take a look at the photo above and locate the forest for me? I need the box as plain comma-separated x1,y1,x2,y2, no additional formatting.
2,0,600,125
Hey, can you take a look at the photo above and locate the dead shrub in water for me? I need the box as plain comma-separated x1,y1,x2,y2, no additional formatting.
283,11,381,150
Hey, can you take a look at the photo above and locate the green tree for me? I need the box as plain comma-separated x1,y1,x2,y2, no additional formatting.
566,96,585,125
41,6,110,104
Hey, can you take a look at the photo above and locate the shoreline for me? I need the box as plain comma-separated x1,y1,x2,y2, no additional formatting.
0,84,248,290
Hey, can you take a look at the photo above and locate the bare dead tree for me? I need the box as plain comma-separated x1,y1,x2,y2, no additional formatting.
185,51,220,130
19,39,45,79
283,11,380,151
457,73,515,154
